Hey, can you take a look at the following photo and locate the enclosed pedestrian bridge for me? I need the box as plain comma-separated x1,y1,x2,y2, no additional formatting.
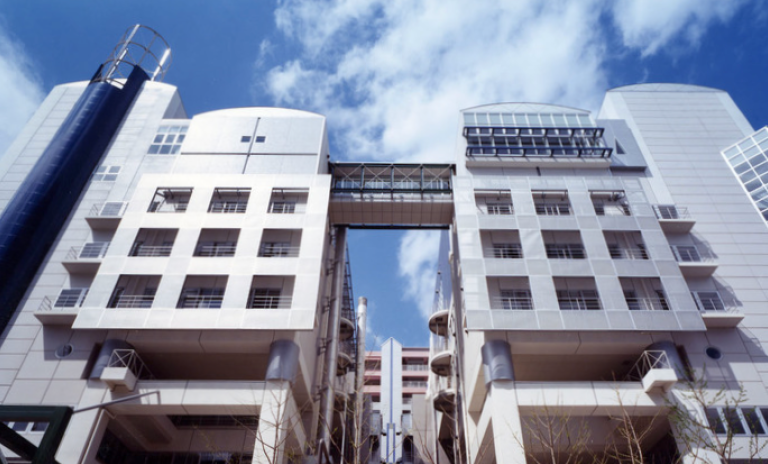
328,163,454,228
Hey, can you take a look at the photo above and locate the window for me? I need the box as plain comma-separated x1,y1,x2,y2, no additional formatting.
500,290,533,310
177,286,225,309
543,230,585,259
208,188,250,213
259,229,301,257
557,290,601,310
241,136,251,143
259,242,292,257
148,188,192,213
170,415,259,429
475,190,513,215
248,288,282,309
621,278,669,311
256,136,266,143
130,229,177,257
92,165,121,182
591,191,630,216
54,288,88,308
108,276,160,308
194,229,239,257
493,243,523,259
533,190,570,216
692,292,726,311
269,188,308,214
605,231,648,260
148,125,187,154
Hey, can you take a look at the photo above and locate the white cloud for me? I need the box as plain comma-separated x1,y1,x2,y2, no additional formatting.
0,26,44,158
611,0,748,57
264,0,753,320
397,230,440,319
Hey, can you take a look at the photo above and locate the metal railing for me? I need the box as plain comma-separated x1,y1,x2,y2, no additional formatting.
109,295,155,309
402,364,429,372
338,339,357,358
671,245,715,263
535,203,571,216
340,308,356,321
593,201,631,216
402,381,428,388
247,295,291,309
609,245,649,260
66,242,110,260
107,349,154,380
626,296,670,311
258,244,300,257
491,296,534,310
484,203,514,215
130,245,172,257
692,291,732,312
208,201,248,213
89,201,128,218
194,245,236,257
546,244,586,259
485,244,523,259
558,295,601,310
626,350,671,382
653,204,691,220
178,295,223,309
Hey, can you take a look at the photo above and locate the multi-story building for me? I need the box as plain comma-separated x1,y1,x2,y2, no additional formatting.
1,26,768,464
364,339,429,464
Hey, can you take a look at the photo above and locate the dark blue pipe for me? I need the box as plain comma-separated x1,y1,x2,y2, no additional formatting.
0,65,149,333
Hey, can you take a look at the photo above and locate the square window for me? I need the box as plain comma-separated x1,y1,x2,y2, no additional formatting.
241,136,251,143
256,136,266,143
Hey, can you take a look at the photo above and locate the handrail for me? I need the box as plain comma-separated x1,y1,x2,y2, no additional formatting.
653,204,691,220
535,203,571,216
208,201,248,213
258,244,300,257
107,349,154,380
625,350,670,381
89,201,128,218
671,245,715,263
626,296,670,311
247,295,292,309
66,242,110,260
110,295,155,309
131,245,172,257
609,245,648,260
484,244,523,258
194,245,236,257
491,296,534,310
178,295,223,309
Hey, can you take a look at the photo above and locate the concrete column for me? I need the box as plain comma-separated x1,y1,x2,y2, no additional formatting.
55,382,111,464
254,380,293,464
668,391,722,464
486,381,526,464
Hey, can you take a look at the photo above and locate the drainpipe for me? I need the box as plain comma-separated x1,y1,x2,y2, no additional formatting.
318,227,347,457
355,297,367,464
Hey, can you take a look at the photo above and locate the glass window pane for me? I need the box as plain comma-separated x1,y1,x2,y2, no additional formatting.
526,114,540,126
169,126,181,133
744,145,760,158
109,166,121,173
706,409,726,434
177,134,186,143
740,170,757,182
148,145,160,154
463,113,475,125
154,135,164,143
489,113,502,126
501,113,514,125
180,126,188,133
171,145,181,154
759,139,768,151
553,114,567,126
165,135,176,144
724,409,746,435
577,114,592,126
565,114,579,126
735,162,752,174
755,162,768,175
475,113,489,125
729,154,746,167
739,139,755,151
743,409,765,434
724,146,740,158
157,126,169,133
159,145,172,155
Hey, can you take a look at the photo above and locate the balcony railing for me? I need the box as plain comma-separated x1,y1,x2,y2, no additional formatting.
89,201,128,218
557,292,601,310
402,364,429,372
545,244,585,259
402,381,428,388
692,292,730,312
486,244,523,259
609,245,649,260
626,350,671,382
108,349,154,380
194,245,236,257
653,205,690,220
626,296,670,311
491,296,534,310
338,339,357,358
535,202,571,216
258,244,300,257
109,295,155,309
67,242,110,260
178,295,224,309
671,245,714,263
208,201,248,213
130,244,173,257
247,294,291,309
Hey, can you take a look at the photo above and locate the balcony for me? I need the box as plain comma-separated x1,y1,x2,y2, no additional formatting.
86,202,128,229
194,244,237,257
430,350,452,377
671,245,717,277
62,242,109,273
247,289,291,309
337,339,355,375
653,204,695,233
34,291,87,325
433,388,456,414
208,188,250,213
100,349,154,391
625,350,677,393
491,292,534,310
109,295,155,309
148,188,191,213
339,308,356,340
258,243,300,258
130,244,172,257
428,309,449,336
692,291,744,328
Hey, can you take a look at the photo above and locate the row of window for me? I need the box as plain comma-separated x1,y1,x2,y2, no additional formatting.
148,187,307,214
706,406,768,436
493,288,667,311
476,190,631,217
128,229,300,258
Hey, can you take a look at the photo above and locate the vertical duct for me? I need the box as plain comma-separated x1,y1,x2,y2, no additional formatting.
0,25,170,333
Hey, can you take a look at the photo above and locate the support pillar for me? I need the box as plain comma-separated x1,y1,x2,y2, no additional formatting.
486,381,526,464
668,391,722,464
55,382,111,464
255,380,293,464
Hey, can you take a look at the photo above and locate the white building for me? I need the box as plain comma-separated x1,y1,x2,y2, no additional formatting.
0,27,767,464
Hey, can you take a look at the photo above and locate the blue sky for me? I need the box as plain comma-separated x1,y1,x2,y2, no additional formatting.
1,0,767,348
